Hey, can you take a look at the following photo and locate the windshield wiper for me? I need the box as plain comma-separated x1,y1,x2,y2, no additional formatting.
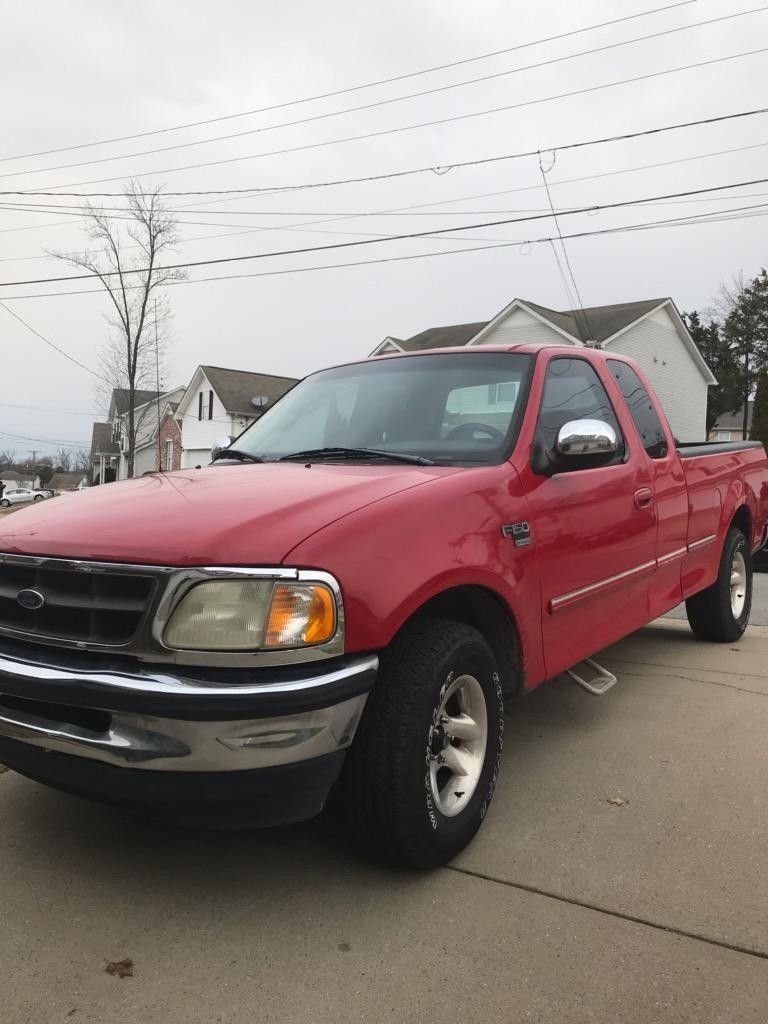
279,446,434,466
211,448,264,464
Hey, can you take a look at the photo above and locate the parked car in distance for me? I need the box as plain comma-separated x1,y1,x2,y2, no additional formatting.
0,344,767,868
0,488,48,507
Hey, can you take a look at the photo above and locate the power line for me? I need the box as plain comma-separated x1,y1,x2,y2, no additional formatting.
3,130,768,265
0,428,90,450
2,198,768,304
25,46,768,192
3,175,768,289
1,199,767,308
0,0,703,166
0,301,109,382
0,400,98,416
538,152,596,340
3,6,759,183
1,105,765,201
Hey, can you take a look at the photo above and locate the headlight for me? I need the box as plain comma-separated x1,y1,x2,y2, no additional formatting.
163,578,338,651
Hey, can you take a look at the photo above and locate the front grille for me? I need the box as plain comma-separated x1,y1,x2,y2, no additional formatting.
0,561,156,645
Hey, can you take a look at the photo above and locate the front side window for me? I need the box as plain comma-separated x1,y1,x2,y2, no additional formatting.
533,357,624,472
608,359,668,458
231,353,533,465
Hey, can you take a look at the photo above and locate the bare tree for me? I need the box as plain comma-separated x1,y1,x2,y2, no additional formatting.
73,449,91,473
0,449,16,469
51,181,184,477
54,447,73,471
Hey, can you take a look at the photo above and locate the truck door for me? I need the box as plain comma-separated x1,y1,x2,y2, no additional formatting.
606,358,688,617
516,354,658,678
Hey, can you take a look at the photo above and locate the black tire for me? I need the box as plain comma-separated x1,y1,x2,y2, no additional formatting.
337,619,504,869
685,527,752,642
0,499,9,508
33,494,44,502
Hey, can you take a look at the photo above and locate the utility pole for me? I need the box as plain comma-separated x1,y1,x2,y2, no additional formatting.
154,299,163,472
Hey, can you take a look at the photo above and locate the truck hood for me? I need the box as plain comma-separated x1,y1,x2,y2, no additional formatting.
0,462,455,566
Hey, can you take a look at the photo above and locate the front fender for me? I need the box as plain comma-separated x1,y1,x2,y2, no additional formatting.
283,465,545,686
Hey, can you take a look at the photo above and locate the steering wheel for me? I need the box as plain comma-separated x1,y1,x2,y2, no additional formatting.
446,422,505,443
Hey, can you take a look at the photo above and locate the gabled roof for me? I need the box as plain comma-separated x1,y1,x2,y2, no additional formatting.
90,422,119,458
712,402,753,431
110,388,163,416
199,365,298,416
48,472,86,489
522,298,668,344
395,322,489,352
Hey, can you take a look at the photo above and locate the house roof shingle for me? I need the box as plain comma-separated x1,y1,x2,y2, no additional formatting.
397,322,489,351
90,422,119,458
526,298,668,343
712,402,753,431
201,365,298,416
110,389,163,415
394,298,670,351
48,472,85,489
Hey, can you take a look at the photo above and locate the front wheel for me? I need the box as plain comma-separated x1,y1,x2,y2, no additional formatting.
338,619,504,869
686,527,752,642
33,494,44,502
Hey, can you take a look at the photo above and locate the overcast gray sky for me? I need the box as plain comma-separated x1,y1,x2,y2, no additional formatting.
1,0,766,458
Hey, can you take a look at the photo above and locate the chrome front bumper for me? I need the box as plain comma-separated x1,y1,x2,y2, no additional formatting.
0,647,377,773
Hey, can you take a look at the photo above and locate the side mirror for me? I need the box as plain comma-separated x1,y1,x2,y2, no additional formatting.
211,436,233,461
555,419,618,458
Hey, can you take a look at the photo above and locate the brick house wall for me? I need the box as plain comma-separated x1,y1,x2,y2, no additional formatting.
157,413,183,472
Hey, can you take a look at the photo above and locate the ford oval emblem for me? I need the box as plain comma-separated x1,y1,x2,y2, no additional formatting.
16,589,45,611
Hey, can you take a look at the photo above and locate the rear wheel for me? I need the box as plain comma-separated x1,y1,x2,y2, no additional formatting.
337,619,504,869
0,499,9,508
686,527,752,642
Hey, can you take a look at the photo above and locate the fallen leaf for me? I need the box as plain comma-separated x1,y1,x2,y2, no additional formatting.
606,796,629,807
338,941,351,952
105,959,134,979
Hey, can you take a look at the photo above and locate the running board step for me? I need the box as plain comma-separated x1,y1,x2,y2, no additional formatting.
566,658,617,696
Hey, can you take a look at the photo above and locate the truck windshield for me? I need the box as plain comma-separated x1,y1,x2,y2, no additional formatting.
232,352,533,465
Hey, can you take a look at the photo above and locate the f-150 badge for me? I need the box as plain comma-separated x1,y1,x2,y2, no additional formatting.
501,521,531,547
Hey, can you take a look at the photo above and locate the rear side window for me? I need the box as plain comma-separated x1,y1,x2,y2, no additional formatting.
608,360,668,458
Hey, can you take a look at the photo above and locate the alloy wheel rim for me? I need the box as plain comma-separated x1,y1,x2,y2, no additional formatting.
427,674,488,818
730,549,747,618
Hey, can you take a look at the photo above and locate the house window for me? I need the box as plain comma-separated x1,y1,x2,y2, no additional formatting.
198,392,204,421
165,440,174,469
716,430,732,442
208,390,214,420
111,421,121,443
486,381,520,406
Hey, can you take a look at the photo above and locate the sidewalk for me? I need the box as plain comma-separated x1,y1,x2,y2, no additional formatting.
0,619,766,1022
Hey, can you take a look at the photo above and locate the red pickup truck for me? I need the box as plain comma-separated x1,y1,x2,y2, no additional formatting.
1,345,766,867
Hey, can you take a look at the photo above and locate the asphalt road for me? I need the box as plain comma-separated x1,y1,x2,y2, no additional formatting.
1,617,767,1023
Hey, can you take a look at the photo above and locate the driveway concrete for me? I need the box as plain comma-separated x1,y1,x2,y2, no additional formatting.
1,619,767,1023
